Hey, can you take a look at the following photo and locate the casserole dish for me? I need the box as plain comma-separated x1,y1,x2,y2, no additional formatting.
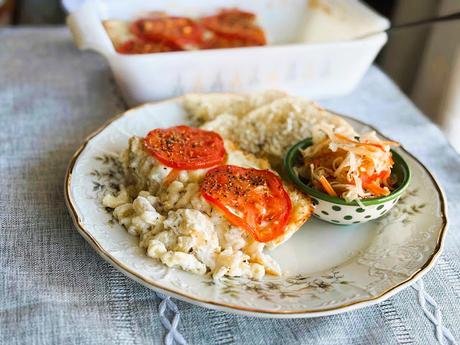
67,0,389,105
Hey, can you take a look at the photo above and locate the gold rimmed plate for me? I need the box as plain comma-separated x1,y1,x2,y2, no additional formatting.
64,97,447,318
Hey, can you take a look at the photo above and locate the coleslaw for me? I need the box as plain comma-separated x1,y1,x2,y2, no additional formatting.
299,126,400,203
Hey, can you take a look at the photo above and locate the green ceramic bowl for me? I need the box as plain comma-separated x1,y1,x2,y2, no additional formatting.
284,138,411,225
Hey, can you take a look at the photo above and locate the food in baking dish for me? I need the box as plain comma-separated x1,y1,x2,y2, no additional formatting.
103,8,266,54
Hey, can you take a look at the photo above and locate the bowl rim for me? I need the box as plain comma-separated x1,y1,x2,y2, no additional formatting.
284,137,412,206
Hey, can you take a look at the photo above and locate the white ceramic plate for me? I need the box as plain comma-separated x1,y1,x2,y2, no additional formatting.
65,98,447,318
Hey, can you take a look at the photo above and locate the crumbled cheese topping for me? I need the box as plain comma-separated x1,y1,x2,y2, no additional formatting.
103,135,281,280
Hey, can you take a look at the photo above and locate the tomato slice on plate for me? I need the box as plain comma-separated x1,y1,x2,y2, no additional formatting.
131,17,205,50
143,126,226,170
201,9,266,46
200,165,292,242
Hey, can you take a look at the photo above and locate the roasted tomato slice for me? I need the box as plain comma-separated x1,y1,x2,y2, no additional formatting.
116,39,178,54
200,165,292,242
143,126,226,169
201,35,262,49
131,17,205,50
201,9,266,46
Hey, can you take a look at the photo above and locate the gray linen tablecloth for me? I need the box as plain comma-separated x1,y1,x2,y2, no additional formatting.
1,27,459,345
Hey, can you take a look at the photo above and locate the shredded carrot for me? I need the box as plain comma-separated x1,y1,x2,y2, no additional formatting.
335,133,383,151
335,133,358,143
164,169,180,186
303,130,399,202
335,133,399,148
319,175,337,197
363,182,389,197
361,142,385,151
381,140,400,147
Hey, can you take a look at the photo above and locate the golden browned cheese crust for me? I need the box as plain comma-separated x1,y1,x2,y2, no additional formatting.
102,20,134,50
267,184,313,249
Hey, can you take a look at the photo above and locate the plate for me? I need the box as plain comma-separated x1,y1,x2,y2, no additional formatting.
65,97,448,318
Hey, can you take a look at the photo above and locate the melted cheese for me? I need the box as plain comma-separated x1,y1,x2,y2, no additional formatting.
104,135,281,279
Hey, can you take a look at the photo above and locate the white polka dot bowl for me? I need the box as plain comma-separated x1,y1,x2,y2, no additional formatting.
284,138,411,225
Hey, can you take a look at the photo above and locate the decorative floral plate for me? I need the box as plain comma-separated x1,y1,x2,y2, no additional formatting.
65,98,447,318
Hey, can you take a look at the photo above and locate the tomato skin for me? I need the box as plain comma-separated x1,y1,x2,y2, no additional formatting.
116,39,178,54
201,9,266,47
117,10,266,54
143,126,226,170
201,34,264,49
200,165,292,243
131,17,205,50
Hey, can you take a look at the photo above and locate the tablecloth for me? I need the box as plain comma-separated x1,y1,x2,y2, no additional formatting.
1,27,459,345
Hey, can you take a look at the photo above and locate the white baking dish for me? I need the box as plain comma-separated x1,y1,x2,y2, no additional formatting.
67,0,389,105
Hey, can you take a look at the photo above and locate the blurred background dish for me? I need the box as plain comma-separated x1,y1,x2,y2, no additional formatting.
64,0,388,105
8,0,459,153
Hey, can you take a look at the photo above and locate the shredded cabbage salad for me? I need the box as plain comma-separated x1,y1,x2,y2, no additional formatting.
300,125,399,203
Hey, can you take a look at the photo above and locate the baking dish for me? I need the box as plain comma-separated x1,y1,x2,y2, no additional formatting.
67,0,389,105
